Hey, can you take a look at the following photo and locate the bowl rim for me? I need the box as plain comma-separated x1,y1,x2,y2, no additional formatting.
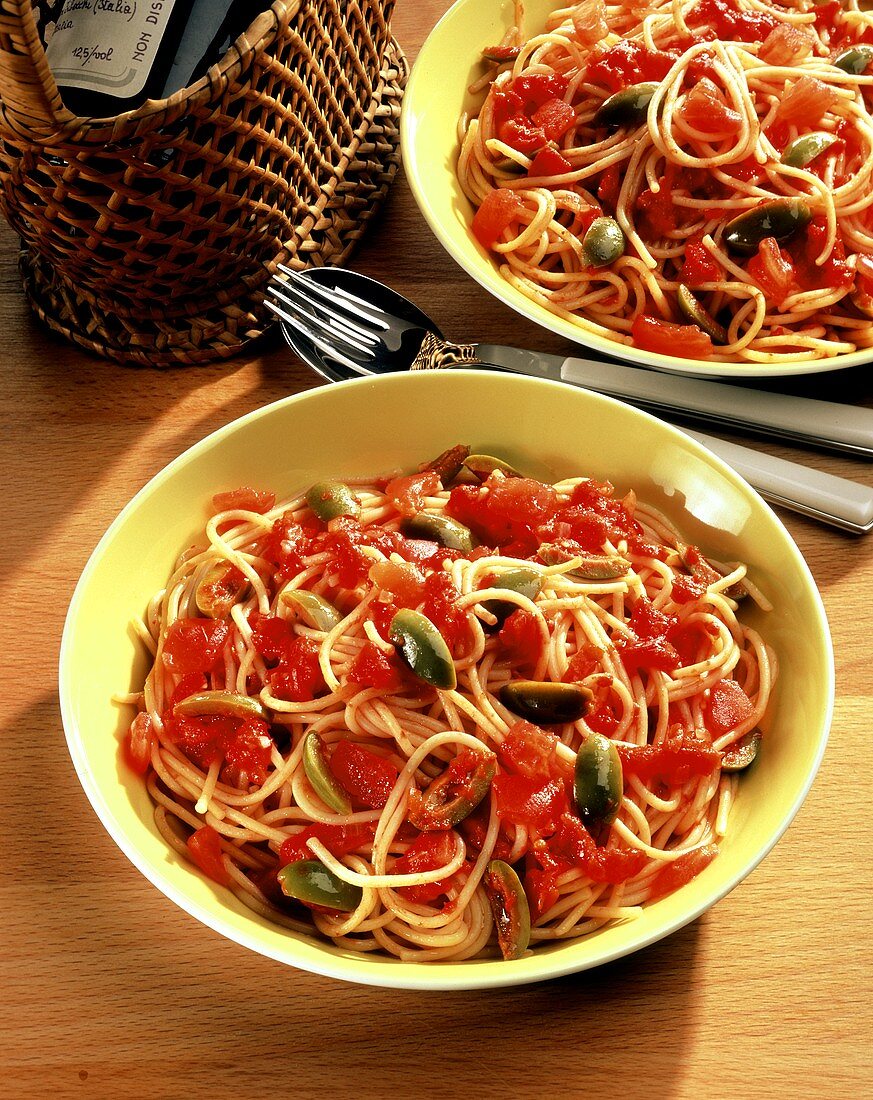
58,372,835,990
400,0,873,380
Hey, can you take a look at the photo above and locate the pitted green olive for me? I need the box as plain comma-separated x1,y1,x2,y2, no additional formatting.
277,860,363,911
593,81,659,127
538,543,631,580
780,131,838,169
676,284,729,344
173,690,267,721
500,680,592,724
723,198,812,255
408,748,496,830
833,44,873,74
195,561,249,618
463,454,523,481
402,512,475,552
279,588,342,631
574,731,623,839
481,566,543,628
389,608,457,690
582,216,626,268
306,480,360,521
721,729,762,771
484,860,531,960
302,732,352,815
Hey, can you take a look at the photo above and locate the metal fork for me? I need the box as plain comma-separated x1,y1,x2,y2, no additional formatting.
266,264,478,376
264,267,873,534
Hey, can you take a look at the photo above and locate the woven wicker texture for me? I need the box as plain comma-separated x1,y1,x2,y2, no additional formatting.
0,0,405,365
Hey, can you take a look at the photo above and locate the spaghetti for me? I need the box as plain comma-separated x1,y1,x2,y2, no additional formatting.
122,449,774,963
458,0,873,364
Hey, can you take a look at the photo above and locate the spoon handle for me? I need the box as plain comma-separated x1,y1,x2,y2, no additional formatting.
473,344,873,457
687,429,873,533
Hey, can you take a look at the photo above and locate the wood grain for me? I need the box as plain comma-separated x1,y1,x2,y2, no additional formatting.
2,3,872,1097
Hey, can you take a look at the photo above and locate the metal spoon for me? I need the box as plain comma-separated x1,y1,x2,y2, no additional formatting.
274,267,873,533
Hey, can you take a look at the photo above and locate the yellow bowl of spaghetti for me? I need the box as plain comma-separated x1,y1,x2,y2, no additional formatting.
403,0,873,377
59,372,832,989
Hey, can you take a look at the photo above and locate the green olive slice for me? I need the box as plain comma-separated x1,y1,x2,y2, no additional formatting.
582,216,626,268
574,731,623,839
723,198,812,255
401,512,475,552
279,588,342,631
306,480,360,521
833,44,873,74
481,566,543,628
174,690,267,721
593,81,659,128
720,729,762,771
780,131,838,169
676,284,729,344
484,860,531,960
500,680,592,724
277,860,363,911
538,543,631,580
302,732,352,815
408,748,497,830
195,561,249,618
389,608,457,690
463,454,524,481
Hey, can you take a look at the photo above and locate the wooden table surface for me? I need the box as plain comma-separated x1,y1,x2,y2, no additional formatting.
3,3,873,1097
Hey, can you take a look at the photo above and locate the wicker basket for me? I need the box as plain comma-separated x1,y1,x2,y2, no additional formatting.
0,0,406,366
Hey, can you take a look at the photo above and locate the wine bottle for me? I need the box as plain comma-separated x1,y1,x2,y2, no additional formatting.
44,0,254,117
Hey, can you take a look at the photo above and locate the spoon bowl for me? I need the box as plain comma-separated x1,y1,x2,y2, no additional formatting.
277,267,442,381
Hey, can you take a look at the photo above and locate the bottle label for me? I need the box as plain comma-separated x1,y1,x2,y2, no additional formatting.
46,0,178,99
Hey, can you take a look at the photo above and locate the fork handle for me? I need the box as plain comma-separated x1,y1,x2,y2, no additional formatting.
410,334,480,370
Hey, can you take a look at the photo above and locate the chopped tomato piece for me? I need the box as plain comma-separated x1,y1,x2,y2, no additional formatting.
447,475,559,551
496,609,542,670
597,164,621,211
616,598,681,676
498,720,567,779
531,97,576,142
498,116,547,154
705,678,754,735
162,617,229,675
385,470,441,516
187,825,232,886
393,830,460,904
631,315,714,359
211,486,276,514
347,640,405,690
267,635,326,702
539,813,648,884
792,218,854,293
678,77,741,135
680,233,721,287
618,734,720,786
525,865,560,921
759,24,814,65
571,0,608,45
279,822,376,865
472,188,525,248
264,514,312,583
528,146,572,179
168,672,209,709
165,712,273,785
648,843,718,901
511,72,569,110
636,183,679,237
422,571,470,652
777,76,839,126
125,711,153,774
587,40,678,92
492,773,569,832
686,0,778,42
330,741,399,809
368,560,426,607
747,237,795,304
